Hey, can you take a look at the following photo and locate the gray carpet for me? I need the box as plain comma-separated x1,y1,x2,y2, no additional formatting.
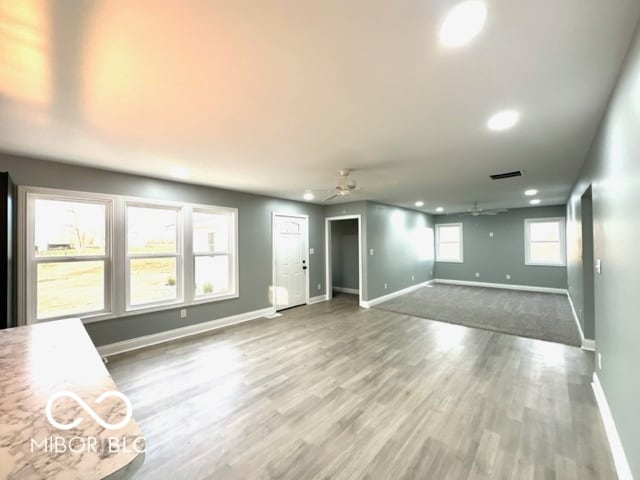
373,284,581,346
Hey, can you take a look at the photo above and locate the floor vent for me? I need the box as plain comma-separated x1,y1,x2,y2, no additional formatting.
490,170,523,180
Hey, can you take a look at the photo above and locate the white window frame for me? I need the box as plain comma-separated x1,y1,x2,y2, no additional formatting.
18,186,239,325
524,217,566,267
125,201,184,311
191,206,239,303
24,189,114,323
435,223,464,263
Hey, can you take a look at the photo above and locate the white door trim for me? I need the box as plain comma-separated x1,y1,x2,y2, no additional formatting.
325,215,364,308
272,212,310,309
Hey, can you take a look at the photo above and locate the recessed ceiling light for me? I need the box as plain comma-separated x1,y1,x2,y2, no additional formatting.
487,109,520,131
524,189,538,196
436,207,444,213
530,198,541,205
439,1,487,48
415,201,424,207
303,191,314,201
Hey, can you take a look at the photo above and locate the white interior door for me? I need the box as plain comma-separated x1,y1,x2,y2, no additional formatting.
274,215,308,310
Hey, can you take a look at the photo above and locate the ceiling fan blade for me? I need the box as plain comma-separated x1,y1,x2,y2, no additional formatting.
481,209,508,215
323,194,338,202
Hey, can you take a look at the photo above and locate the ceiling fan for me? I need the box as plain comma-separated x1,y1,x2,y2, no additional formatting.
317,169,359,202
458,202,508,217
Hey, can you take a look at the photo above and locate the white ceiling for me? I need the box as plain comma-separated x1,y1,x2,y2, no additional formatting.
1,1,639,213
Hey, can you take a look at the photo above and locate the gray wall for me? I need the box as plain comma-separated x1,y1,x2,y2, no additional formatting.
330,219,359,291
0,152,327,346
567,24,640,478
325,201,434,301
435,206,567,289
365,202,435,300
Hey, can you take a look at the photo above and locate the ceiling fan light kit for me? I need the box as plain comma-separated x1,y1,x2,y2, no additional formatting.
321,168,359,202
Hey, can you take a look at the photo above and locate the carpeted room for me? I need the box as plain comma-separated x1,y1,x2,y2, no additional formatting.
374,205,586,349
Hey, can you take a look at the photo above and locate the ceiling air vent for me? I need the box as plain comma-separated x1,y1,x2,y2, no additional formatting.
490,170,523,180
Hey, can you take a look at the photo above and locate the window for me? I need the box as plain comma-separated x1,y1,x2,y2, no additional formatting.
192,209,237,299
436,223,463,262
23,187,239,324
27,194,112,321
126,204,182,308
525,217,566,266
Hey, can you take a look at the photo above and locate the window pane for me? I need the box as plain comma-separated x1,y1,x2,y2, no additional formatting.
530,221,560,242
439,243,461,261
193,212,230,253
127,206,178,254
530,242,562,264
130,257,177,306
195,256,231,296
37,261,104,319
34,199,105,257
439,226,460,243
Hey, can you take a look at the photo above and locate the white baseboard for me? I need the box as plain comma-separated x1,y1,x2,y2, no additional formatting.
567,293,596,351
361,280,433,308
332,287,360,295
97,306,275,357
307,294,329,305
592,373,634,480
434,278,567,295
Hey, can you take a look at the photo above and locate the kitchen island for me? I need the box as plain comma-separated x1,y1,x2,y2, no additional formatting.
0,319,144,479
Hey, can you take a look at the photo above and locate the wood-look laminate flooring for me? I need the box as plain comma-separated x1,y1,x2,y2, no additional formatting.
107,294,616,480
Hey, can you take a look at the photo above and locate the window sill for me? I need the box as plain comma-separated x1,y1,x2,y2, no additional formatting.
435,259,464,263
76,293,240,324
525,262,566,267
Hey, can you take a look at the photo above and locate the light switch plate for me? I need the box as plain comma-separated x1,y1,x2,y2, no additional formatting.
490,232,494,237
369,249,374,256
309,248,315,255
595,259,602,274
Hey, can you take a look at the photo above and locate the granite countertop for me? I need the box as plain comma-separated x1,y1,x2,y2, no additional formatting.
0,319,144,479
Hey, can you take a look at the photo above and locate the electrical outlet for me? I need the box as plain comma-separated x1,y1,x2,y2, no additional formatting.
369,248,375,256
180,309,187,319
475,272,480,278
506,274,511,280
412,275,415,281
309,248,315,255
597,352,602,370
317,283,321,290
384,283,388,290
489,232,494,237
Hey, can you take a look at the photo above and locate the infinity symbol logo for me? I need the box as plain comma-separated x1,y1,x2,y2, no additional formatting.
45,391,133,431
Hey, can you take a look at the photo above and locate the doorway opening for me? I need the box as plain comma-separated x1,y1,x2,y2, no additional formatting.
325,215,364,307
272,213,309,311
581,186,596,348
